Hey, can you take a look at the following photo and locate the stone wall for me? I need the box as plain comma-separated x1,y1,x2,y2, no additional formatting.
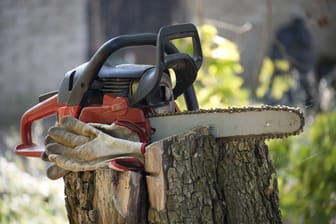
0,0,87,125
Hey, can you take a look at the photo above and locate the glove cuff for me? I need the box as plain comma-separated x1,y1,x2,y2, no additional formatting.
141,143,147,154
108,157,144,172
114,120,149,143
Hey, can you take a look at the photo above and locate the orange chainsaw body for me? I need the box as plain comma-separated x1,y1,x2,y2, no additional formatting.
15,95,151,158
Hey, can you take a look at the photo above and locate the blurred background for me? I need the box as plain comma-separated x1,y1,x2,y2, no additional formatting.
0,0,335,223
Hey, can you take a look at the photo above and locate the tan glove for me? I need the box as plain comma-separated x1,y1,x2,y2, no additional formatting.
42,138,71,180
44,116,146,179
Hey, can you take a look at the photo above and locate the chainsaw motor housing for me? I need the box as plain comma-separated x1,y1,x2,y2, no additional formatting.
15,23,203,157
60,63,175,111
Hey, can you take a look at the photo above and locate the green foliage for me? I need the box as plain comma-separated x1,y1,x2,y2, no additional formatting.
269,112,336,223
0,157,67,224
257,58,293,99
0,122,67,223
174,24,249,110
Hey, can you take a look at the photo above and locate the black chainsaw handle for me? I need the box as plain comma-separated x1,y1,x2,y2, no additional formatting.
64,23,201,110
157,23,202,70
64,33,163,106
129,23,202,107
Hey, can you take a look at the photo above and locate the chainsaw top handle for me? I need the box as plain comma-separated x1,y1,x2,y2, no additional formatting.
59,23,202,109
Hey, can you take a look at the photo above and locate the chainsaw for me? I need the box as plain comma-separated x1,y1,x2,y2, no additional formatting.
15,23,304,158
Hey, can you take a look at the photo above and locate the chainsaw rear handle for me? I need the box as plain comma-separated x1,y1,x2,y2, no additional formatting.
62,23,201,110
15,94,63,157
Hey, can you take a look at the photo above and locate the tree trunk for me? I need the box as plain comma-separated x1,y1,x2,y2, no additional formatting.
64,127,282,223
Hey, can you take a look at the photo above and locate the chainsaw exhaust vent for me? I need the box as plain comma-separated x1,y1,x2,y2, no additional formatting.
100,78,132,97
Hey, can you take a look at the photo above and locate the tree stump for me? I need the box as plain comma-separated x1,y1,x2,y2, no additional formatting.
146,127,282,223
64,126,282,223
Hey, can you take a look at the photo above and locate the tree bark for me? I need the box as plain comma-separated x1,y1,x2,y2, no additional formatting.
216,138,282,223
64,126,282,223
145,127,282,224
64,169,148,224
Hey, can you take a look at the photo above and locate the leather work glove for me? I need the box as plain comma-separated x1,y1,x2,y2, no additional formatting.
43,116,146,180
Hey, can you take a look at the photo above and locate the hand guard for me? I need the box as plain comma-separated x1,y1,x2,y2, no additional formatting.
43,116,146,179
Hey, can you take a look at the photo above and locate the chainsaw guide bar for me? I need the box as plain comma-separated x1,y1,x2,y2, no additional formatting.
148,105,304,142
